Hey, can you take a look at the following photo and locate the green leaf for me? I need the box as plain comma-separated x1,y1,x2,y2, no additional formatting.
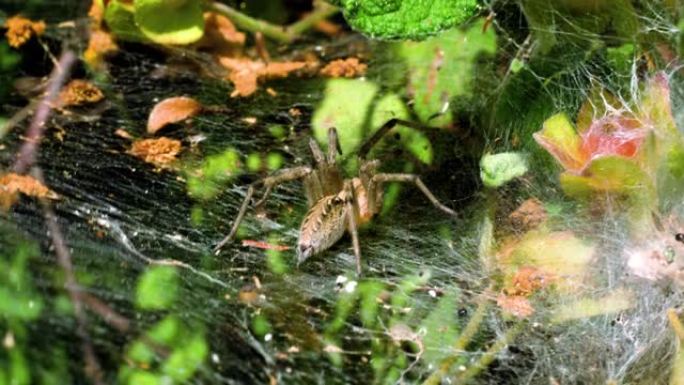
162,333,208,382
147,316,181,345
104,0,147,42
398,19,496,126
420,288,460,365
186,148,241,200
479,152,528,188
559,156,651,197
606,43,634,76
339,0,478,39
312,78,431,173
136,266,179,310
134,0,205,45
127,371,161,385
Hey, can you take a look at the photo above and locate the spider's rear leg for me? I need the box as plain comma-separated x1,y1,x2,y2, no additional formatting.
213,166,312,254
358,118,432,159
367,173,457,217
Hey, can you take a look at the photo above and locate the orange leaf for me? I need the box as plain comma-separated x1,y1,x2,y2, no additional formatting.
497,294,534,318
147,97,203,134
4,15,45,48
219,57,308,97
128,137,182,169
241,239,291,251
59,79,105,107
320,58,367,78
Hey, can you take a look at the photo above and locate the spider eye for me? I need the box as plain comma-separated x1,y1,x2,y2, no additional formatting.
676,233,684,244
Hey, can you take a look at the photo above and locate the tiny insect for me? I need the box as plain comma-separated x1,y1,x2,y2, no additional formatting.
213,119,456,274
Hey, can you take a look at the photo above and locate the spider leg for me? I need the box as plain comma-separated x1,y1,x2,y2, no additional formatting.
327,126,343,163
358,118,433,159
368,173,457,217
214,166,312,254
342,180,362,275
309,137,326,166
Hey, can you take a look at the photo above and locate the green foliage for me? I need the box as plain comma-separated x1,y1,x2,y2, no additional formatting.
479,152,529,188
186,148,241,200
136,266,179,310
420,289,460,365
134,0,204,45
334,0,478,39
397,19,496,126
105,0,204,44
120,316,208,385
0,243,43,321
312,78,432,172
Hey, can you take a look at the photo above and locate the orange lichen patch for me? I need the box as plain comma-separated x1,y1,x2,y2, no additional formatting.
0,173,58,210
58,79,105,107
197,12,245,56
128,137,182,169
219,57,308,97
497,294,534,318
320,58,367,78
84,29,118,68
5,15,46,48
88,0,104,25
509,198,547,232
147,96,203,134
505,266,552,297
241,239,291,251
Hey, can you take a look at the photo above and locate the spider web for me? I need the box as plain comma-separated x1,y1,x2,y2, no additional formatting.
1,1,684,384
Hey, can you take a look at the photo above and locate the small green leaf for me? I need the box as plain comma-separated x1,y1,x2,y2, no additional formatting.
606,43,634,76
339,0,478,39
127,371,161,385
509,58,525,74
186,148,241,200
136,266,179,310
104,0,147,42
480,152,528,188
147,316,181,345
162,333,208,382
134,0,205,45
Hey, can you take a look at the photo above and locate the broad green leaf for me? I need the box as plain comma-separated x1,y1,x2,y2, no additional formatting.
134,0,204,45
312,78,431,172
162,333,208,381
104,0,147,42
337,0,478,40
479,152,528,188
398,19,496,126
136,266,179,310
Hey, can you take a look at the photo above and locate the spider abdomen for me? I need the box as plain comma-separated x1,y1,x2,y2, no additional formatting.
297,193,348,265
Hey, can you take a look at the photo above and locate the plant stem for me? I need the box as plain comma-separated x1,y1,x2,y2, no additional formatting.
208,1,339,43
454,321,524,384
422,287,493,385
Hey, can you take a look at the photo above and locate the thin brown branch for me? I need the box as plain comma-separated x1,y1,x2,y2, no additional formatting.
12,51,76,174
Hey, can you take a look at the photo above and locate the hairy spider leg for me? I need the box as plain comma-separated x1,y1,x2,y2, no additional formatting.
358,118,434,160
366,173,457,217
342,180,362,275
327,126,343,163
213,166,313,254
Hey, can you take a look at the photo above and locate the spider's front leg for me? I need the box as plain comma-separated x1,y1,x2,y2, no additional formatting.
366,173,457,217
213,166,312,254
343,180,362,275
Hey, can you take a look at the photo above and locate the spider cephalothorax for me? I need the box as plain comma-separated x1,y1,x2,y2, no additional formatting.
214,119,456,274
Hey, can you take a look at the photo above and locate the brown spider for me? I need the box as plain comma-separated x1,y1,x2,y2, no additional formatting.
213,119,456,274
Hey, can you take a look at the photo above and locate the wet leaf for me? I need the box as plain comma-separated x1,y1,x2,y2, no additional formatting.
136,266,179,310
128,137,182,169
335,0,478,40
479,152,528,188
134,0,205,45
147,96,203,134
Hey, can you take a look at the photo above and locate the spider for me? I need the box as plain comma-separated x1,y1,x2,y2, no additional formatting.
213,118,457,274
